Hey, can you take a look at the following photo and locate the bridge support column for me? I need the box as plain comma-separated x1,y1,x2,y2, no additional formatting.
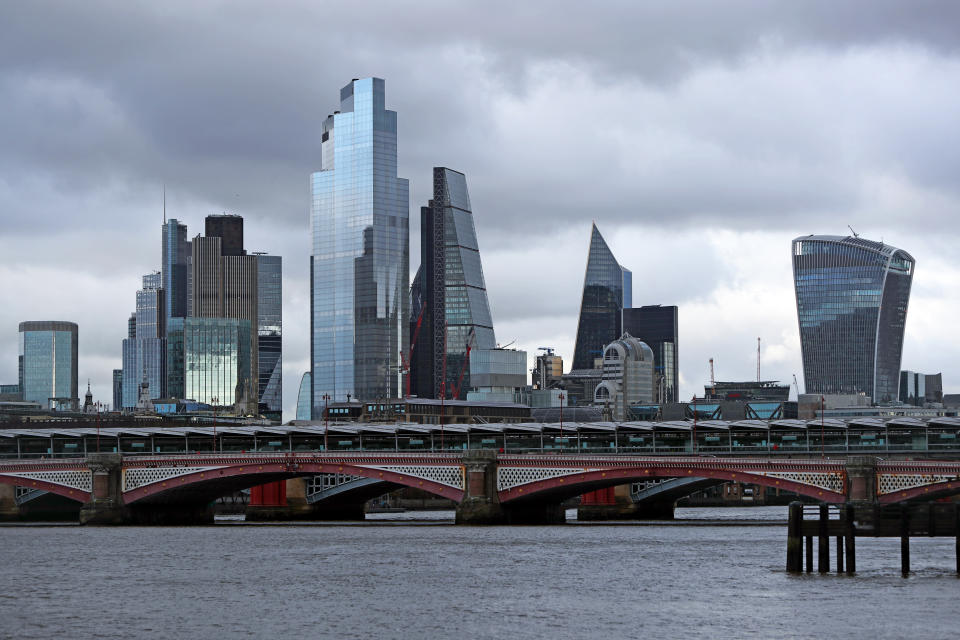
456,451,506,525
578,485,675,520
78,454,128,525
845,456,878,503
0,484,19,521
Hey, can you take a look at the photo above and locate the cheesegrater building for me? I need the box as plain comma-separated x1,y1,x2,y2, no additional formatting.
792,235,914,404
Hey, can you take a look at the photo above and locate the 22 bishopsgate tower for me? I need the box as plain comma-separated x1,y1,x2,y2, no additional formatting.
792,235,914,404
310,78,409,417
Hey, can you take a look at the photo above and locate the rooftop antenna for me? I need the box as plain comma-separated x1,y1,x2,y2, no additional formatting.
163,184,166,224
709,358,715,386
847,225,858,238
757,337,761,382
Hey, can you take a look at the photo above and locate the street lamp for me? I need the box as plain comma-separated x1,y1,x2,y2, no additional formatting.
558,392,565,451
322,393,331,452
211,396,219,453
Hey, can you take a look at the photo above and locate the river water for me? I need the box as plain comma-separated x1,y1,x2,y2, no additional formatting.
2,507,958,639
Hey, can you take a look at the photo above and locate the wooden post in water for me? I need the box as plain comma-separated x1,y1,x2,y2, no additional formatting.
818,505,829,573
805,535,813,573
836,535,844,573
787,502,803,572
955,503,960,575
844,504,856,575
900,503,910,576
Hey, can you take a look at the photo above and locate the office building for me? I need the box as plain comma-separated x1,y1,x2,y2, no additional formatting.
410,167,495,399
19,321,78,410
112,369,123,411
310,77,409,414
256,254,282,416
622,305,678,403
792,235,914,403
166,317,252,406
121,273,166,408
532,349,563,390
161,218,191,321
296,372,312,421
466,348,527,403
900,371,943,406
191,217,259,394
572,224,632,370
594,333,655,421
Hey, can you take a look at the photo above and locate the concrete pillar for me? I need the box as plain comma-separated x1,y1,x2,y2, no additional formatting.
78,454,128,525
845,456,879,503
0,484,19,521
455,451,506,524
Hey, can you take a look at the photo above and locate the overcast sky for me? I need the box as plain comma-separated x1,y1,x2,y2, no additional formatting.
2,1,959,419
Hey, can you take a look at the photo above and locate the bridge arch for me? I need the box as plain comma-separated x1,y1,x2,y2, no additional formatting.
0,474,89,503
499,465,847,505
123,460,464,505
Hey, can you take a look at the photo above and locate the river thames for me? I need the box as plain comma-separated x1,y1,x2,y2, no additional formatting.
1,507,957,639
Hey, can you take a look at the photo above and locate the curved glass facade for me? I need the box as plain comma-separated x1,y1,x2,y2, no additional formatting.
572,224,632,370
310,78,409,415
792,235,914,403
296,372,311,421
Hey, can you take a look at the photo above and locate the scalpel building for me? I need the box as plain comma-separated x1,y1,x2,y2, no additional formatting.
792,235,914,404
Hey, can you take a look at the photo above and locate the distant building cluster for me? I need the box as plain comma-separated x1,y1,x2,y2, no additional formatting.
1,77,949,426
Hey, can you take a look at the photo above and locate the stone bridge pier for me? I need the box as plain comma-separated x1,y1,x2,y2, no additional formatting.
455,451,564,525
79,454,213,525
0,483,18,521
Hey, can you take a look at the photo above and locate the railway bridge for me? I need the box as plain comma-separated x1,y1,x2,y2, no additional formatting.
2,451,959,524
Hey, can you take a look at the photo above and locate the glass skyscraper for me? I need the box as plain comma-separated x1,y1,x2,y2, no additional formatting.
296,372,311,421
19,321,78,409
310,78,409,415
572,224,632,370
122,273,166,408
162,218,191,322
792,235,914,404
409,168,495,399
256,254,282,415
622,305,679,403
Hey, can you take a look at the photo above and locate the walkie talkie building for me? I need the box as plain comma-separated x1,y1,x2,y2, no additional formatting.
792,235,914,404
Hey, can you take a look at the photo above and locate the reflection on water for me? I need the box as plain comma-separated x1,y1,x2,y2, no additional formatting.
2,506,957,640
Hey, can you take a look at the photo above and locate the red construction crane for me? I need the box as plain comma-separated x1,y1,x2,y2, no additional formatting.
450,328,477,400
400,303,426,398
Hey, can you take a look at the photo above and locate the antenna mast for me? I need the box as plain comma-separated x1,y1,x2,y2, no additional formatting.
756,337,761,382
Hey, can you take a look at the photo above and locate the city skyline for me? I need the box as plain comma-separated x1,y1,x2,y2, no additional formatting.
2,4,960,420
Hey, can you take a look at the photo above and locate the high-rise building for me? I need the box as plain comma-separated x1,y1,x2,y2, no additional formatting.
465,348,527,403
410,167,495,400
122,272,166,408
191,219,259,400
112,369,123,411
19,321,78,410
792,235,914,403
296,372,312,421
256,254,282,416
622,305,679,403
593,333,655,421
899,371,943,406
161,218,191,322
205,214,245,256
166,317,252,406
572,224,632,370
310,77,409,414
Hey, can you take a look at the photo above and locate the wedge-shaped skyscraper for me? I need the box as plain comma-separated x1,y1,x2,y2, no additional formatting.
572,224,632,370
410,168,495,399
310,78,409,415
792,235,914,403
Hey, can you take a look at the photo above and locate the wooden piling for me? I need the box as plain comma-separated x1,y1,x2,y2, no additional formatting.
955,503,959,575
836,535,844,573
901,504,910,576
844,504,856,574
787,502,803,572
818,505,829,573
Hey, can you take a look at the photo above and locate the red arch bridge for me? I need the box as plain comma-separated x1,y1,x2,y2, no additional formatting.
1,452,959,524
